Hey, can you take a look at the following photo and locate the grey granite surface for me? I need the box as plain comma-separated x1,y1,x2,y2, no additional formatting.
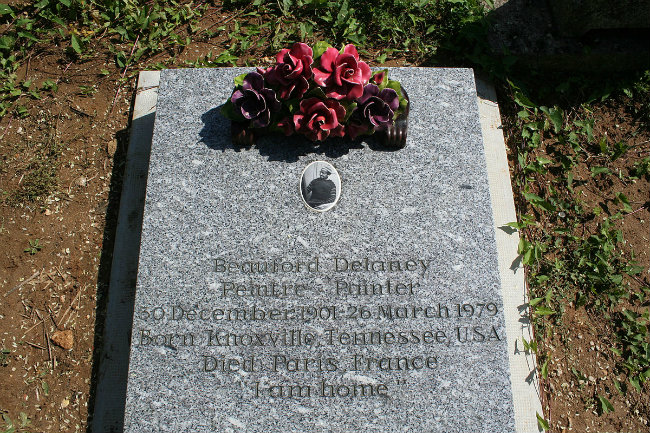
124,68,516,433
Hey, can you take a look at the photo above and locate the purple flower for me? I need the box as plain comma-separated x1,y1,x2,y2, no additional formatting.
230,72,281,128
260,42,313,99
347,84,399,139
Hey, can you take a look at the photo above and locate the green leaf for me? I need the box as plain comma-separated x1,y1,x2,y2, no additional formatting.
590,166,612,177
523,192,555,212
534,306,556,316
0,35,16,50
630,376,641,392
305,86,326,100
59,0,71,6
233,73,248,87
313,41,332,60
41,380,49,395
18,30,39,42
599,395,614,413
386,79,401,94
540,106,563,133
529,297,544,307
613,379,624,395
541,359,548,379
514,91,536,109
115,51,127,68
70,34,82,54
340,101,357,122
615,192,633,213
18,412,29,427
544,288,553,304
536,412,549,431
34,0,49,8
0,4,14,16
220,99,239,121
598,136,608,154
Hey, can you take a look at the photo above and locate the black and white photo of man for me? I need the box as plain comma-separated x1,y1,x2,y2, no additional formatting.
301,161,341,211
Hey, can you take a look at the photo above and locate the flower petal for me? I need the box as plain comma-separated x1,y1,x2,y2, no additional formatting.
358,84,379,105
379,88,399,111
330,124,345,138
358,61,371,83
345,82,364,100
275,48,290,64
342,44,359,60
313,68,330,87
319,47,339,72
242,72,264,91
289,42,313,59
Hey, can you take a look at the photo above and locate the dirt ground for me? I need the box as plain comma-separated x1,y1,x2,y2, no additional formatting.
1,12,649,433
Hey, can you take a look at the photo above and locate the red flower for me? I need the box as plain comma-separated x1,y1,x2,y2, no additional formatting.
313,44,371,100
293,97,346,142
371,70,385,85
260,42,313,99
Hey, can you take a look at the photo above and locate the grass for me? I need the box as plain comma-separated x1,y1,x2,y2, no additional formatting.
5,116,62,204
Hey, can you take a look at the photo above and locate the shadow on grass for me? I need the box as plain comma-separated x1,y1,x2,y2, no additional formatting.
430,0,650,111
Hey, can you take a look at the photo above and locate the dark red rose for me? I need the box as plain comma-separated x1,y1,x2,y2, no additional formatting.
293,97,346,141
313,44,371,100
260,42,313,99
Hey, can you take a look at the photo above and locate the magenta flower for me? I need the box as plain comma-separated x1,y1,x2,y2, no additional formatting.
347,84,399,139
230,72,281,128
371,70,385,85
293,97,346,142
260,42,313,99
313,44,371,100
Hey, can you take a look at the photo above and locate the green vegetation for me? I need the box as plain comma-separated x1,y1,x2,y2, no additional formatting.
23,238,42,255
0,0,205,119
1,411,31,433
506,74,650,411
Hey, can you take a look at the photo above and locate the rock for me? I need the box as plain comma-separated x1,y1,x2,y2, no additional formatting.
51,330,74,350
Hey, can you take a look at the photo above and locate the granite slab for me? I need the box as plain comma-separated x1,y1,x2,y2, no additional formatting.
123,67,519,433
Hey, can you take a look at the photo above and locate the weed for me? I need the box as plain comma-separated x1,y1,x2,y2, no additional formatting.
0,348,9,366
78,84,97,97
507,72,650,406
24,239,42,255
1,411,31,433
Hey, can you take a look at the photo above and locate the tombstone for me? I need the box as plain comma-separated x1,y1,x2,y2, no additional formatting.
113,67,541,432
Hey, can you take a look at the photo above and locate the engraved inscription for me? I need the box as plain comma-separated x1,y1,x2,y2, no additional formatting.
134,256,505,399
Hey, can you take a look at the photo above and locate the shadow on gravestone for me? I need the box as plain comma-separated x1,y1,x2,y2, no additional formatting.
198,106,400,163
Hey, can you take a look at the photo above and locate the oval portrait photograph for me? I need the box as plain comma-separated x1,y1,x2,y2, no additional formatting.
300,161,341,212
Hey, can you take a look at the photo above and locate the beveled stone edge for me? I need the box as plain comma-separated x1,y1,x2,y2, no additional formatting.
475,75,543,433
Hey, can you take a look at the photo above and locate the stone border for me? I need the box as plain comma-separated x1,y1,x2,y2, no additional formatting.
91,70,542,432
91,70,160,433
476,77,543,432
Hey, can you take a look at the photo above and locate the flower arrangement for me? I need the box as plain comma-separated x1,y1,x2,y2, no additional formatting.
221,42,409,144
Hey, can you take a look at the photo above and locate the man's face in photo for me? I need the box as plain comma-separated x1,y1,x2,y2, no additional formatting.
320,169,330,179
